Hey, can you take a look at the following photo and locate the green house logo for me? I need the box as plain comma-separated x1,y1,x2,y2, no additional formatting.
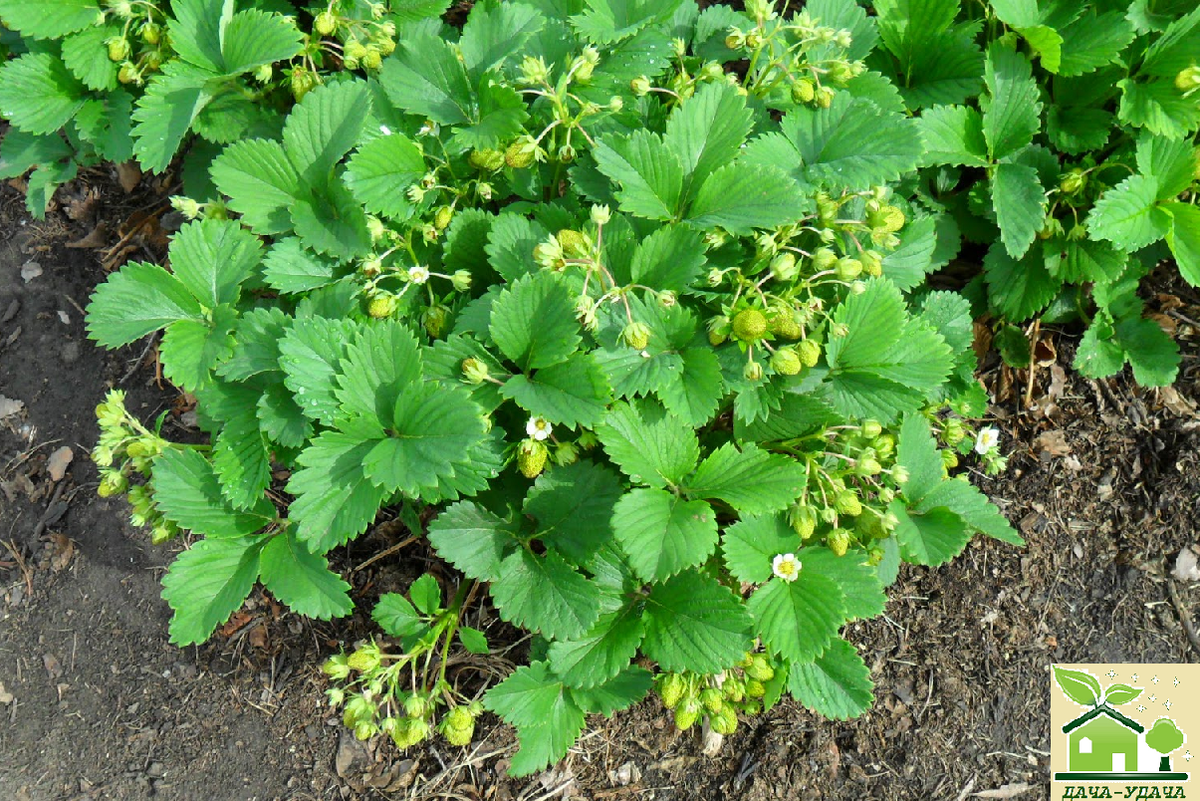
1053,667,1189,782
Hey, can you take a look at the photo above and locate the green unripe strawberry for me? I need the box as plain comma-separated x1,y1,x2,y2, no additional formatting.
290,67,316,101
1059,169,1086,195
362,46,382,70
860,250,883,277
117,62,140,84
711,705,738,735
107,37,131,62
422,305,450,338
941,450,958,470
434,205,454,231
770,311,801,339
140,22,161,44
367,295,396,319
505,140,535,169
834,490,862,516
699,687,724,714
556,228,588,257
440,708,474,746
792,77,815,104
867,546,885,566
469,148,505,172
314,11,337,35
631,75,651,96
857,457,882,477
769,347,803,376
732,309,768,341
723,677,746,703
816,86,836,108
789,504,817,539
745,679,766,698
835,257,863,280
1175,66,1200,92
674,698,701,731
827,527,851,556
795,339,821,367
659,673,686,709
150,522,178,545
861,419,883,439
769,252,798,281
518,439,549,479
98,471,128,497
746,654,774,682
942,418,965,445
621,321,652,350
812,247,838,272
354,721,378,741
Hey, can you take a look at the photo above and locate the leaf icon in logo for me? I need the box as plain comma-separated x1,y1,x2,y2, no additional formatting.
1104,683,1142,706
1054,666,1101,706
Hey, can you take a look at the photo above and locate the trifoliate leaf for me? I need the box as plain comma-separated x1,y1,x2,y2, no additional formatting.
501,354,613,429
287,422,389,554
547,606,646,688
748,573,846,664
379,33,473,125
915,105,988,167
1087,174,1171,252
151,448,275,538
896,413,947,501
596,401,699,488
491,548,602,641
212,403,271,511
168,218,262,309
1139,5,1200,78
75,90,135,163
168,0,232,73
593,129,684,221
0,0,100,39
875,2,984,109
258,531,352,619
983,43,1041,161
290,180,372,260
686,443,807,515
684,164,807,235
882,214,941,292
261,237,339,294
0,53,85,136
1074,316,1127,379
991,161,1045,260
523,460,623,565
459,1,544,76
211,138,300,234
569,0,680,44
611,488,717,582
571,665,654,717
257,381,312,449
788,637,874,720
278,317,354,426
1046,105,1113,155
1137,135,1197,201
0,130,72,181
1117,78,1200,139
484,213,548,283
60,24,120,91
490,271,581,371
890,500,971,566
217,9,302,75
721,514,798,584
343,134,423,221
130,66,212,173
86,261,203,348
630,224,707,293
372,593,425,638
658,346,723,428
1056,238,1127,284
161,534,268,646
663,80,753,200
159,309,236,393
484,662,586,777
1056,11,1135,76
282,80,370,183
334,319,423,424
391,0,454,22
427,502,520,582
641,569,753,673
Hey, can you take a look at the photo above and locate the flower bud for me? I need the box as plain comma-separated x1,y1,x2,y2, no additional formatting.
557,143,576,162
322,654,352,680
519,55,549,85
743,360,763,382
834,257,863,280
590,204,611,226
98,471,129,497
725,29,745,49
631,75,651,96
857,457,882,477
347,644,382,673
769,252,799,282
1175,66,1200,92
461,357,489,384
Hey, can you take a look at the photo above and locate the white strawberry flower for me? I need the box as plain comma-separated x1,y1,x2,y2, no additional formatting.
771,553,801,583
526,416,552,441
974,426,1000,455
408,265,430,284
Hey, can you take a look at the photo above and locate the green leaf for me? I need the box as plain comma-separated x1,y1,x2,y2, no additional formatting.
131,67,212,173
409,574,442,615
459,1,544,75
216,308,288,378
776,93,923,190
1139,5,1200,78
159,311,235,392
289,181,372,261
501,354,613,429
86,261,203,348
684,164,807,234
151,448,274,537
1056,238,1127,284
523,460,623,565
1137,135,1197,200
748,573,846,664
629,225,707,293
391,0,454,22
991,161,1045,260
484,662,586,777
1118,78,1200,138
459,627,490,654
161,535,267,646
362,383,487,496
61,24,120,91
490,271,581,371
721,514,799,584
258,531,352,619
485,213,548,283
895,413,950,504
663,80,753,199
918,478,1025,547
373,593,425,638
454,80,531,153
218,9,302,75
1046,106,1113,155
491,549,601,640
915,105,988,167
891,501,971,566
686,443,807,515
1116,314,1180,387
282,80,370,183
800,547,888,621
211,404,270,511
1165,201,1200,286
1019,25,1062,73
0,130,72,180
1057,11,1135,76
611,488,717,582
641,569,753,673
982,43,1041,161
0,0,100,38
1074,318,1126,379
875,0,959,67
1053,666,1101,706
168,0,232,73
595,401,699,488
168,218,262,309
0,53,85,136
211,138,300,234
334,319,423,424
75,90,135,163
1088,174,1171,252
427,502,519,582
788,637,874,720
984,242,1059,320
658,346,723,427
547,606,646,688
379,33,473,125
1104,683,1143,706
261,237,339,294
278,317,354,426
593,130,684,221
287,424,388,554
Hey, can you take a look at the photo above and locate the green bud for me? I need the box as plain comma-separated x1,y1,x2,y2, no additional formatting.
834,257,863,281
404,694,430,719
746,654,774,682
942,419,966,445
367,295,396,319
322,654,352,680
422,305,450,338
857,457,883,477
725,29,745,50
1059,169,1086,196
631,75,651,96
434,205,454,231
346,645,381,673
98,471,129,497
769,252,799,281
860,250,883,277
744,360,764,382
1175,65,1200,92
866,546,885,566
941,450,959,470
590,204,611,226
892,465,910,484
861,419,883,439
150,522,178,545
451,270,472,292
621,321,652,350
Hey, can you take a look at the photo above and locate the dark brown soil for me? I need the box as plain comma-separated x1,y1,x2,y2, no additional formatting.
1,174,1198,801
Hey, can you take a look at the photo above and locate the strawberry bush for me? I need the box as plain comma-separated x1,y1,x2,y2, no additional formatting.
49,0,1200,778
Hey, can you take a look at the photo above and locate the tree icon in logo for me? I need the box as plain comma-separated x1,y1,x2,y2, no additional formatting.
1147,719,1185,772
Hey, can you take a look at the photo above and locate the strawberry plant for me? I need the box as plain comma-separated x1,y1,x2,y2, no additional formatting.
878,0,1200,386
78,0,1023,777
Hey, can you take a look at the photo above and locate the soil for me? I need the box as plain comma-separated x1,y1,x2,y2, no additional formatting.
0,168,1198,801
